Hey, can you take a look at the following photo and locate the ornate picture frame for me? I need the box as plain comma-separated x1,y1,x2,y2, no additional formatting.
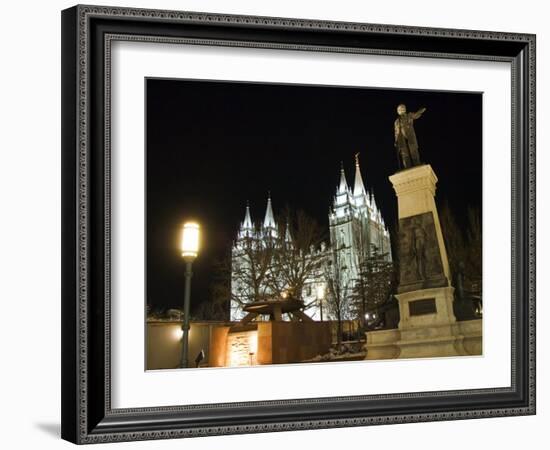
61,5,535,444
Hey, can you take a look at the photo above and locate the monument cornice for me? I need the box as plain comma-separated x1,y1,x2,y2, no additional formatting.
389,164,438,197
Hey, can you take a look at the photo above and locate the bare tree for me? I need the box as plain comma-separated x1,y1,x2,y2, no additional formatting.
351,244,395,331
439,200,466,279
350,224,369,329
268,208,326,309
207,229,279,321
229,231,277,316
439,203,482,281
323,248,353,351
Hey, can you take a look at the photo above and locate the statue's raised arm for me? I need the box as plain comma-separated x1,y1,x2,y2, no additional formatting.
412,107,427,120
394,104,427,170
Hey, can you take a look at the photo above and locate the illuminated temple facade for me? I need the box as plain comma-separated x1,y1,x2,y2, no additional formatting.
230,156,392,321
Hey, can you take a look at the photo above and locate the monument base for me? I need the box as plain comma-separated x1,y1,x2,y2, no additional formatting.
396,286,456,329
397,322,466,358
366,287,482,359
365,319,482,360
365,329,400,360
397,286,461,358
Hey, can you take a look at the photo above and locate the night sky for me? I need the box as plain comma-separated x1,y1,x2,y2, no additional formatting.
146,78,482,312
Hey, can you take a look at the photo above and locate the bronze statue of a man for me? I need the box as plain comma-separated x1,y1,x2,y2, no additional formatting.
394,104,427,169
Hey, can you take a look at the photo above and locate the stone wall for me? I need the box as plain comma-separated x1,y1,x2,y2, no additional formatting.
209,325,230,368
210,321,332,366
146,321,229,370
149,320,336,369
268,322,332,364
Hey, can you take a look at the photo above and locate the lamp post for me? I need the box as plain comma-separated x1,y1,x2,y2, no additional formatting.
316,284,325,321
180,222,200,368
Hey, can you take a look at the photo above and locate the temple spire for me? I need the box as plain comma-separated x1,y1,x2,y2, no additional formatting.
353,152,367,197
371,192,380,218
242,201,253,229
263,193,276,229
337,162,349,194
238,202,254,239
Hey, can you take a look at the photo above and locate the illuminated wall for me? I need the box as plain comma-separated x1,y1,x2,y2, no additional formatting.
147,320,336,369
146,321,227,370
225,329,258,367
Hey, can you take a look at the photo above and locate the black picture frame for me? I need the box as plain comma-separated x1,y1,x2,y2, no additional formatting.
61,5,536,444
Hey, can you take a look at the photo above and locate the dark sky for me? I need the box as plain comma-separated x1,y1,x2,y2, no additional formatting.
146,78,482,311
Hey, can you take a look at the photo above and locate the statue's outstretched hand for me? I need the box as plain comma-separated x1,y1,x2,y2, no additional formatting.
412,107,427,119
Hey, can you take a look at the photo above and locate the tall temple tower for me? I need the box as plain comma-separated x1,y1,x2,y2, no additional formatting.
329,155,391,269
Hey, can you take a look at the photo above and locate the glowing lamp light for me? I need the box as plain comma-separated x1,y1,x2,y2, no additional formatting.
179,221,200,368
316,284,325,299
174,328,184,340
181,222,200,259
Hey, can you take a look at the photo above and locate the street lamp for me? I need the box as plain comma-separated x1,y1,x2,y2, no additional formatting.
316,284,325,321
180,221,200,368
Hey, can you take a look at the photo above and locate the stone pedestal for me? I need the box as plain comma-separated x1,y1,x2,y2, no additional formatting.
365,165,480,360
396,288,464,358
389,165,451,292
365,318,482,360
